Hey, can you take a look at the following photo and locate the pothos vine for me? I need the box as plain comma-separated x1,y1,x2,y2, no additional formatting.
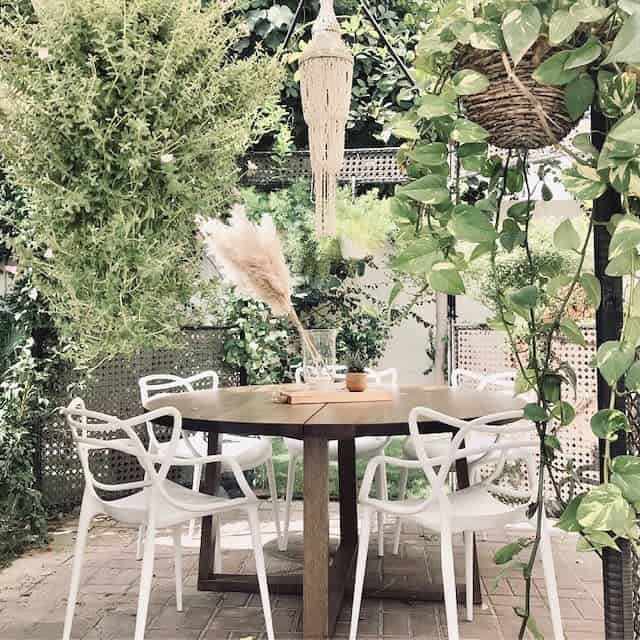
388,0,640,637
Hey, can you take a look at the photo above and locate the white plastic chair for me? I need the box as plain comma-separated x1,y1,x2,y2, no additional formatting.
138,371,282,550
282,366,398,553
393,368,536,550
349,407,563,640
61,399,274,640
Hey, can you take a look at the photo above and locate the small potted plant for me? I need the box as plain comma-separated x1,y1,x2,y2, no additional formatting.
344,349,369,392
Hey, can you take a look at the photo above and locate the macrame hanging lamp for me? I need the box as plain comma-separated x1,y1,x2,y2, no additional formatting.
299,0,354,237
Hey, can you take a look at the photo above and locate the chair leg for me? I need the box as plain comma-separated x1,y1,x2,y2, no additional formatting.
464,531,473,622
282,454,298,551
265,458,284,551
134,518,157,640
188,464,203,539
62,497,94,640
213,515,222,574
540,527,564,640
248,507,275,640
440,522,460,640
349,507,372,640
375,464,386,557
392,467,409,555
136,525,145,561
172,528,183,613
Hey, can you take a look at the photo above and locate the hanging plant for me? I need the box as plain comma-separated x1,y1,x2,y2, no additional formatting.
0,0,282,364
387,0,640,636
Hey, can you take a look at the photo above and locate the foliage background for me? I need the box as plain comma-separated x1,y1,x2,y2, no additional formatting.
235,0,433,147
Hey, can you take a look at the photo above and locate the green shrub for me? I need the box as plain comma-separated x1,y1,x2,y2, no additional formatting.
0,0,282,364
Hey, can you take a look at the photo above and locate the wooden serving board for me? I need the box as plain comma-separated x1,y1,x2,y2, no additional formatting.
280,388,393,405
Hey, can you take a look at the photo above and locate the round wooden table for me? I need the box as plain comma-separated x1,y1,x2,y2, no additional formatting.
147,384,524,639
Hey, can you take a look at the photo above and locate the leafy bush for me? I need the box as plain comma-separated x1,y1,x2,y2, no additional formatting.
214,181,402,384
0,0,282,364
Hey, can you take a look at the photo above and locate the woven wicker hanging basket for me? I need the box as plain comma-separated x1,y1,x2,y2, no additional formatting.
456,42,575,150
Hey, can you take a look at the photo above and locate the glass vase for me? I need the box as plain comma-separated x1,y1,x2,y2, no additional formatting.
301,329,337,388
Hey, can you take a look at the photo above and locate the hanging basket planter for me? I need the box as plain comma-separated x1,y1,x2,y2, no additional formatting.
456,42,576,150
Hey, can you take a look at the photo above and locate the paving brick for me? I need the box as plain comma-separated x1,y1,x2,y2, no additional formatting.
0,502,607,640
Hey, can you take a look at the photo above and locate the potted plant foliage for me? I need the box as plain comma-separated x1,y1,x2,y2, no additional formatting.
344,349,370,392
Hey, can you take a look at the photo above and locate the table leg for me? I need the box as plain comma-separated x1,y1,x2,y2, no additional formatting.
338,439,358,547
198,433,221,588
303,436,329,639
455,447,482,605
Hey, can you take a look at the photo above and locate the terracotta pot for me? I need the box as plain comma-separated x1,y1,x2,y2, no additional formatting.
346,372,368,392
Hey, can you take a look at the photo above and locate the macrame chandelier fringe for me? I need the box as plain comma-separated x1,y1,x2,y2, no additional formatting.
299,0,353,237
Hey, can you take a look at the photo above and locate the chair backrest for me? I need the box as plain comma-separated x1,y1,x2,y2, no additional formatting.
62,398,183,501
294,365,398,385
451,368,486,389
139,371,219,406
62,398,251,513
408,406,536,505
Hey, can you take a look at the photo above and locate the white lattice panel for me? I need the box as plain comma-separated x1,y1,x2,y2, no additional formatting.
454,324,599,510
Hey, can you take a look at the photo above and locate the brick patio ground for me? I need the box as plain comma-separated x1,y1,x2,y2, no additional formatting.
0,502,604,640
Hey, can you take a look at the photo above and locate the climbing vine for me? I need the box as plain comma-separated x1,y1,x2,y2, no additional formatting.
389,0,640,636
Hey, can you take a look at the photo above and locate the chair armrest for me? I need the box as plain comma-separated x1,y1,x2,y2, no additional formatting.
359,455,424,503
187,370,219,390
166,453,257,501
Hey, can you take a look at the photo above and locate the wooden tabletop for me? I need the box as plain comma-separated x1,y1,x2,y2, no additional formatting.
145,384,525,440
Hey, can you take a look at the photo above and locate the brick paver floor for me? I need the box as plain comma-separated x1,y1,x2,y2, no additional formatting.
0,502,604,639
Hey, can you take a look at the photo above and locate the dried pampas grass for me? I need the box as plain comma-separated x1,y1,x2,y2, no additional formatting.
199,205,292,316
199,205,315,356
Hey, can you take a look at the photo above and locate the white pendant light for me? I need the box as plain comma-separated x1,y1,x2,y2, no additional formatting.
299,0,353,237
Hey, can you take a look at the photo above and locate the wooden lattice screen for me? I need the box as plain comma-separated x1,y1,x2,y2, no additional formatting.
454,323,599,510
242,147,406,187
37,327,239,511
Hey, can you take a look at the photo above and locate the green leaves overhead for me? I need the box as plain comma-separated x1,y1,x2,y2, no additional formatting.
569,0,612,22
565,74,595,121
611,456,640,502
565,38,602,69
603,13,640,65
548,10,579,46
562,164,607,200
576,484,634,534
392,238,441,273
409,142,448,167
560,318,587,346
553,218,581,251
580,273,602,308
510,285,538,308
428,262,465,294
594,340,636,386
609,215,640,259
450,119,490,144
417,94,456,119
448,205,497,243
469,23,503,50
397,175,449,205
452,69,490,96
533,51,582,86
608,111,640,145
502,6,541,66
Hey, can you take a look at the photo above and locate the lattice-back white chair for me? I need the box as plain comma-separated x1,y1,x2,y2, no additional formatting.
282,366,398,552
139,372,282,551
350,407,563,640
393,368,536,549
61,399,274,640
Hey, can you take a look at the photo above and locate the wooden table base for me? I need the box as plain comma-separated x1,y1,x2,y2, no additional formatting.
198,432,482,639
